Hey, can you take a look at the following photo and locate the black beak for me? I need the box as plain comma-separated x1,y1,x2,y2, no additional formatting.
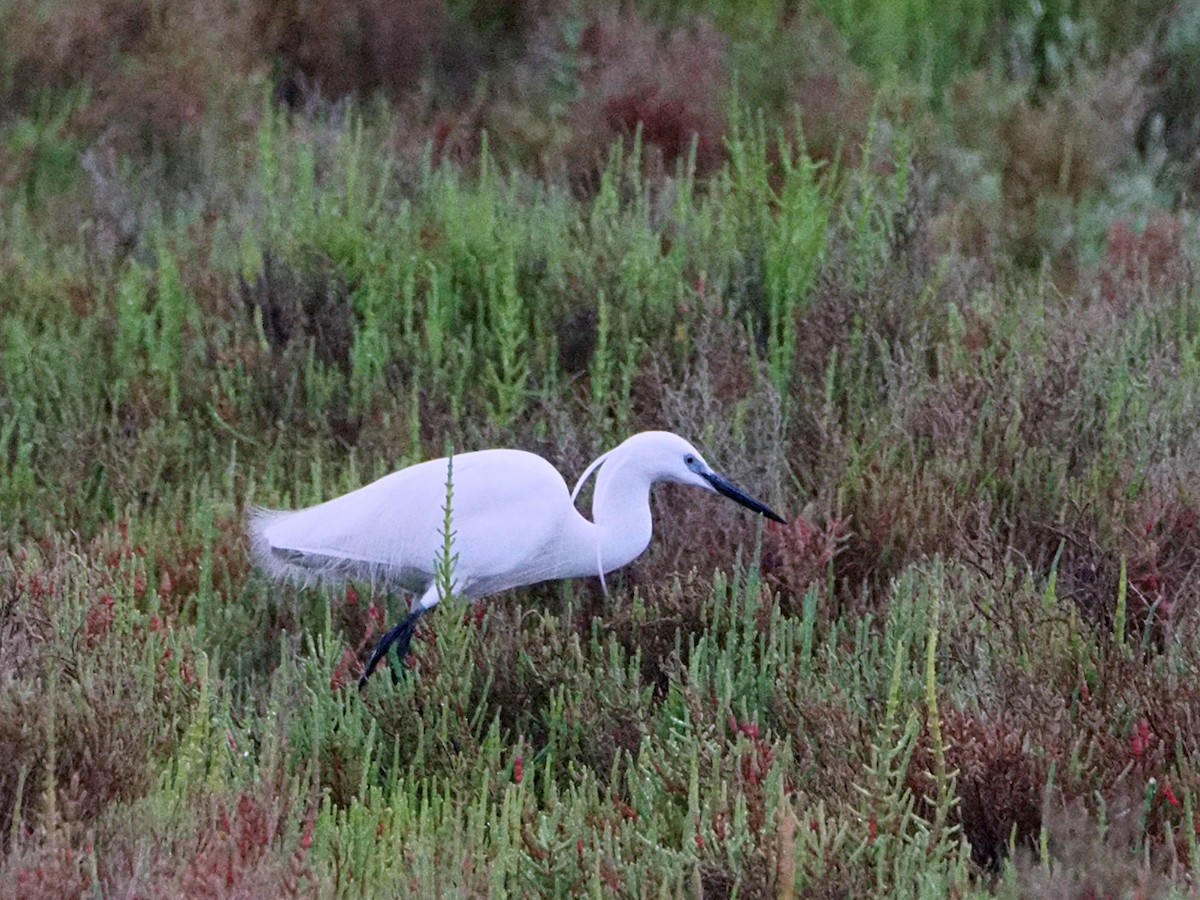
702,472,786,523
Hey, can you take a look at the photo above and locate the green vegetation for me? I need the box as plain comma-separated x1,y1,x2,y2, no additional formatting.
3,0,1200,895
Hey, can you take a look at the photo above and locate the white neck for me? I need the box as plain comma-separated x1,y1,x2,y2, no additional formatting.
559,449,655,581
589,454,654,573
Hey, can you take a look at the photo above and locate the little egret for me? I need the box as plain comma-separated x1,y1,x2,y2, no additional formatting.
248,430,785,685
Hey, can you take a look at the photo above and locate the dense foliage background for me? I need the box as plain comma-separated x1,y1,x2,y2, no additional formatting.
4,0,1200,895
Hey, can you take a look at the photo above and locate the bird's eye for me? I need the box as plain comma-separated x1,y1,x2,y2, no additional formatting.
684,454,696,466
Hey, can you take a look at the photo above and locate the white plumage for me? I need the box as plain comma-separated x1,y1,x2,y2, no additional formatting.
248,430,784,684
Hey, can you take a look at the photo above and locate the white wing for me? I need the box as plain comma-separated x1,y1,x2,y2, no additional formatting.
249,449,579,598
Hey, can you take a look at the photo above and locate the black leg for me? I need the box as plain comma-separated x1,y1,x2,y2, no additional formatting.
359,607,429,688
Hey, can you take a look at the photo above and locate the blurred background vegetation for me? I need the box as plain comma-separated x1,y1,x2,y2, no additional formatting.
5,0,1200,895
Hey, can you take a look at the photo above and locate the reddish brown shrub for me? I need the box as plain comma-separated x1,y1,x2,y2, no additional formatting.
1099,211,1193,307
1,0,262,163
255,0,451,105
258,0,559,110
73,792,319,897
762,515,850,608
6,840,91,900
568,14,729,181
938,708,1045,870
1107,496,1200,644
1,0,155,103
1000,95,1119,274
0,531,208,852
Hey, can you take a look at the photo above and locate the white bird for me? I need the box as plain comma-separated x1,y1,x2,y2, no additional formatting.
248,430,784,685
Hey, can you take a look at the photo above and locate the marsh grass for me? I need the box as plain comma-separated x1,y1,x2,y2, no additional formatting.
5,1,1200,896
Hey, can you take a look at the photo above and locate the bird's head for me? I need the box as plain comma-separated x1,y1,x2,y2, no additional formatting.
584,431,786,523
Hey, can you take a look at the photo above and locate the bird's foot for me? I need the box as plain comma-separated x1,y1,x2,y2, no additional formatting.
359,608,429,688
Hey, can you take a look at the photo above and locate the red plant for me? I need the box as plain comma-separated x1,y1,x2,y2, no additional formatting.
284,806,317,897
1099,212,1193,307
762,515,851,604
727,713,777,835
85,593,116,646
713,809,729,842
1130,718,1153,761
1122,498,1200,641
10,844,91,898
1161,781,1180,808
569,14,729,178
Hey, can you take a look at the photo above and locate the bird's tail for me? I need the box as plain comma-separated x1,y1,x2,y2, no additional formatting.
246,506,302,582
247,505,355,588
247,506,392,589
